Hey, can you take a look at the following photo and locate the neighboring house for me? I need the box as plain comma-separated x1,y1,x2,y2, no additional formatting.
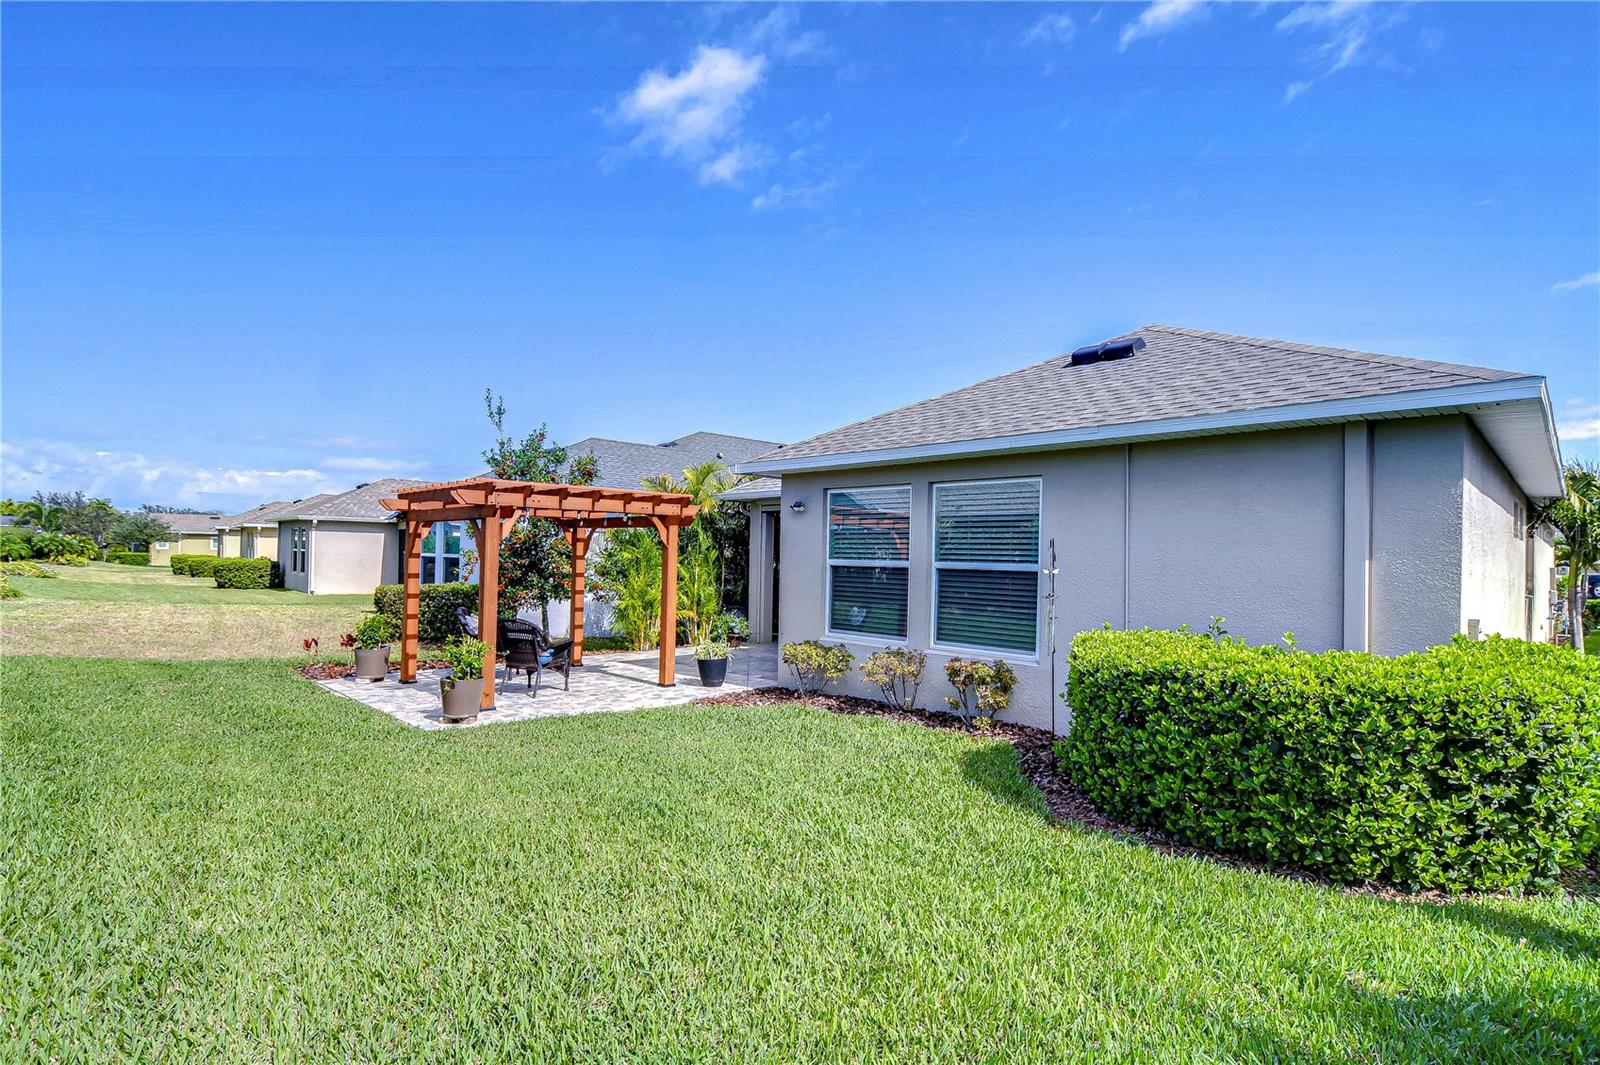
264,433,780,607
551,431,781,636
277,480,433,596
215,500,291,561
145,511,228,567
739,324,1564,733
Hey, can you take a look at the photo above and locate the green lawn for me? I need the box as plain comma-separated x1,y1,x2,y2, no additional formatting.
4,656,1596,1062
1,562,372,659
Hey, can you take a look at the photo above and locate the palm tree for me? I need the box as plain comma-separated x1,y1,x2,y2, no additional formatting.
1533,459,1600,654
641,460,755,642
640,459,745,512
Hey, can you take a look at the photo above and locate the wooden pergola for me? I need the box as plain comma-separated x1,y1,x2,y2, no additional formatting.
380,477,700,712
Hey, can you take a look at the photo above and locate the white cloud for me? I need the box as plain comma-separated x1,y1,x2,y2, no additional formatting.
1552,270,1600,294
1558,400,1600,442
1276,1,1397,79
322,456,424,473
750,178,839,212
743,5,826,60
1119,0,1208,51
1023,13,1077,47
1284,80,1313,103
0,441,344,509
614,45,768,186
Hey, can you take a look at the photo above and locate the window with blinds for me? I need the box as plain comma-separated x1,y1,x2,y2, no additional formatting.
827,485,911,639
932,478,1041,654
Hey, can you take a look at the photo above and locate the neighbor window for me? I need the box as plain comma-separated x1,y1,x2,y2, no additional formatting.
289,527,308,573
932,478,1041,654
827,486,911,639
422,521,463,584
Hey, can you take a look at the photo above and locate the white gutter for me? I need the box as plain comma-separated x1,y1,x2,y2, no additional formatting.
738,378,1562,496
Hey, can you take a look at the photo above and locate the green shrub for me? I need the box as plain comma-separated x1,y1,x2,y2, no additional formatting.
860,647,926,711
1,560,54,579
1058,629,1600,892
943,657,1017,728
354,613,399,649
441,637,491,680
373,582,480,641
31,531,93,564
0,574,19,599
0,528,33,561
170,554,209,576
781,640,855,694
107,550,149,567
212,558,278,589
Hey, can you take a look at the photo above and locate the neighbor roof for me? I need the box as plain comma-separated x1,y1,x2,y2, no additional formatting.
740,324,1562,497
565,431,781,491
281,480,429,522
145,511,228,535
218,500,292,529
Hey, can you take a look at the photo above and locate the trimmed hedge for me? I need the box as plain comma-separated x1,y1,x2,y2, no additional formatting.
213,557,280,589
171,555,219,578
374,582,479,641
108,550,149,566
1059,629,1600,892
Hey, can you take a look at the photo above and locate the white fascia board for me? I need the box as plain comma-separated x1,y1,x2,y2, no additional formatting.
738,378,1558,490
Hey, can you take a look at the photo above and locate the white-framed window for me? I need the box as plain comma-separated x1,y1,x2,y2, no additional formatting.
242,530,256,559
826,485,911,640
931,478,1042,656
422,521,463,584
289,527,308,573
210,535,219,553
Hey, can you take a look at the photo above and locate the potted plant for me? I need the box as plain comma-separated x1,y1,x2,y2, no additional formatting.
714,610,751,649
695,638,732,687
352,614,398,681
439,636,490,724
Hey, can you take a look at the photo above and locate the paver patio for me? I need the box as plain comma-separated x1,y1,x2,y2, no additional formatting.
315,642,783,730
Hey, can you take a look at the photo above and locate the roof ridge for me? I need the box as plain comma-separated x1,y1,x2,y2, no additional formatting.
1138,323,1527,383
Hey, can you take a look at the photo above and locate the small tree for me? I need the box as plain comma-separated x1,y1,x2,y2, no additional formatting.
111,512,173,550
1533,460,1600,654
480,391,598,633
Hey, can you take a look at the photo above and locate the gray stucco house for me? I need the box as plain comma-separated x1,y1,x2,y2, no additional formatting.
737,324,1564,733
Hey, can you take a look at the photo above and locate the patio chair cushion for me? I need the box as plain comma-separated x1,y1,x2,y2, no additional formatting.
538,651,553,666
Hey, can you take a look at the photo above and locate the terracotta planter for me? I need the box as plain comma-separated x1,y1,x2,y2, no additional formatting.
354,645,390,682
439,676,482,724
696,657,729,687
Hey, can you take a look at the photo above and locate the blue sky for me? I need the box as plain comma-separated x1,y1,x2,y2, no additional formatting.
3,1,1596,511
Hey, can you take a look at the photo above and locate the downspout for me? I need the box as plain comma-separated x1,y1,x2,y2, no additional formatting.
1122,443,1131,628
307,519,317,596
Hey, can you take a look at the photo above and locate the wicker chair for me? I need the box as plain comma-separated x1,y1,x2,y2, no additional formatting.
498,620,573,696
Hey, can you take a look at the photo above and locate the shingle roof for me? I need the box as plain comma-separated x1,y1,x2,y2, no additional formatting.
565,431,781,490
145,511,228,535
283,479,429,521
220,500,292,527
751,324,1533,464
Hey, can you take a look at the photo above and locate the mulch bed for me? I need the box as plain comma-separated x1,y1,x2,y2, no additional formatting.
696,687,1597,902
297,661,447,681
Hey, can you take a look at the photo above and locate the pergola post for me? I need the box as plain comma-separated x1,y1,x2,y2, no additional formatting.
399,519,431,683
570,526,590,666
658,521,679,686
478,508,501,710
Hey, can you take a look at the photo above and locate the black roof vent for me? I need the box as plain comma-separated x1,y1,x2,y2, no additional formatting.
1070,336,1145,366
